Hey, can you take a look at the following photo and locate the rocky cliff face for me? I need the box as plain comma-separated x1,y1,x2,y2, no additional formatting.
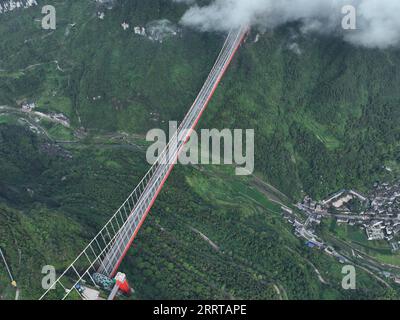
0,0,37,14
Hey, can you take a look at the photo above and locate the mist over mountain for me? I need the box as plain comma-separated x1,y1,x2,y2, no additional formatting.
0,0,399,300
0,0,398,199
175,0,400,48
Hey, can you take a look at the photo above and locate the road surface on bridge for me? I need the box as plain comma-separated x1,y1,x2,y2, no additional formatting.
40,26,248,300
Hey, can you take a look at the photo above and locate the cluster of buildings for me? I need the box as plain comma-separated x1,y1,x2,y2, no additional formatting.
369,181,400,217
20,101,71,128
364,181,400,246
281,206,348,264
0,0,37,14
291,180,400,249
279,180,400,276
134,26,146,36
21,101,36,111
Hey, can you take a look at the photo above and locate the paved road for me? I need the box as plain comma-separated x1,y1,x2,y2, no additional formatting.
323,213,400,222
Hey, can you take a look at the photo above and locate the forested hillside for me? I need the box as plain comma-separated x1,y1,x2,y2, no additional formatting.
1,0,399,199
0,0,399,300
0,124,396,299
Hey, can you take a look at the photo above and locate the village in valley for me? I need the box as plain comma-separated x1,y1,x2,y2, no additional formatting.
281,179,400,272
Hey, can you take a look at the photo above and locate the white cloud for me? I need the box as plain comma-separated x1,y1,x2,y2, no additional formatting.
175,0,400,48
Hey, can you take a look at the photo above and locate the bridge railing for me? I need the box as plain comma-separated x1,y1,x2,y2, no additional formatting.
39,26,248,300
98,26,248,277
39,140,178,299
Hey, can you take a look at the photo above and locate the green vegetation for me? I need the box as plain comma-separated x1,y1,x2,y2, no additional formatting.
321,218,400,266
0,0,399,300
0,124,397,299
1,0,399,199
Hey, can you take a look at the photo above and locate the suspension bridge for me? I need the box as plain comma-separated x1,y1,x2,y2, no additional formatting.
40,26,249,300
